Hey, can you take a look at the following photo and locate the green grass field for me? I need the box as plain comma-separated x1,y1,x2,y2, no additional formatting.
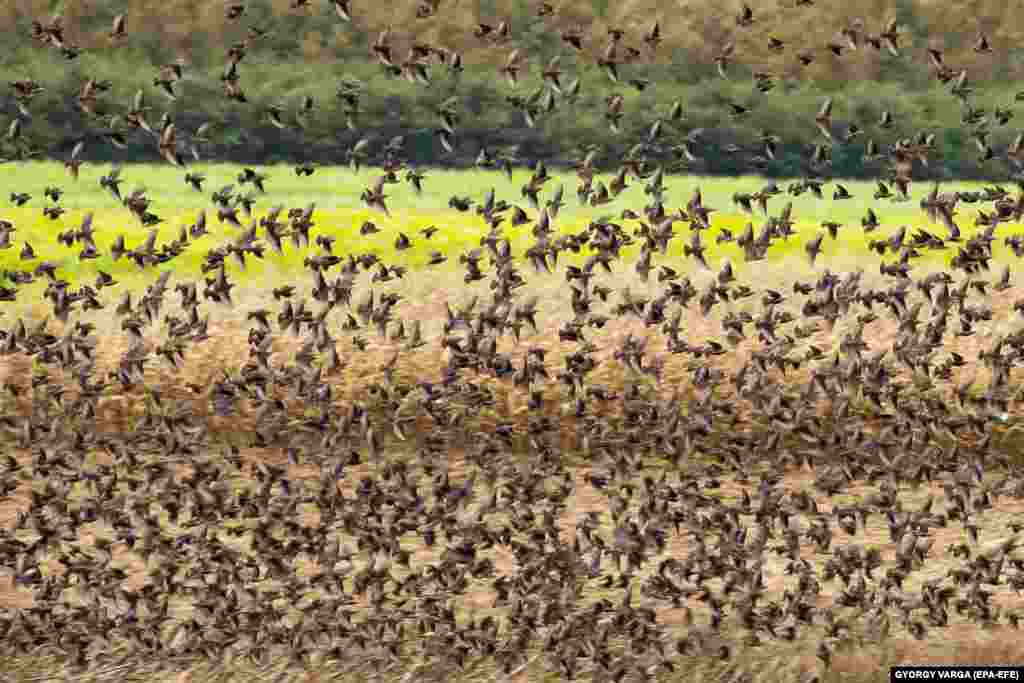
1,162,1014,296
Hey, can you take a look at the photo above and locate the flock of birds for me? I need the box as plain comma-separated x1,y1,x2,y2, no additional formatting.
6,2,1024,683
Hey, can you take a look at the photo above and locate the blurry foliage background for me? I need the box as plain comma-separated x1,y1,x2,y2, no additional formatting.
1,0,1024,176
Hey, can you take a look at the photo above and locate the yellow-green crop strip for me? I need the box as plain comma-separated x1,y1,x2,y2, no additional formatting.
0,162,1018,291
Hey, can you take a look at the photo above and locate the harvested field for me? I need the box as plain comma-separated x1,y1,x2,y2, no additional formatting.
4,166,1024,683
